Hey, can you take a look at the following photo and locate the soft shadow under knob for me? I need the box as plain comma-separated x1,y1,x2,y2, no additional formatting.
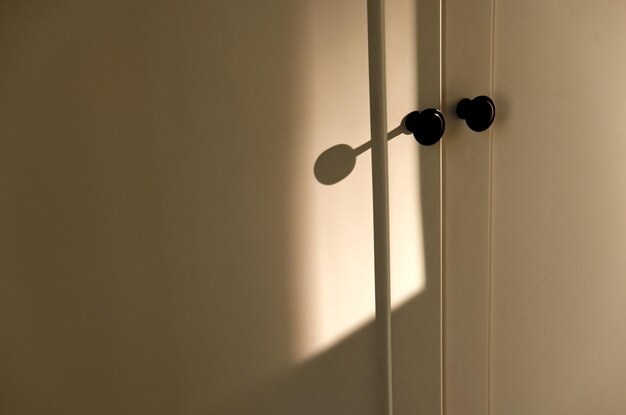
456,95,496,132
403,108,446,146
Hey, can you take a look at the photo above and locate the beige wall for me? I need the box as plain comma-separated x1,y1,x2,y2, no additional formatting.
0,1,441,414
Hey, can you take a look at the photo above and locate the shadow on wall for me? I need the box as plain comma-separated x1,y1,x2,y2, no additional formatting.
0,1,440,414
314,125,407,186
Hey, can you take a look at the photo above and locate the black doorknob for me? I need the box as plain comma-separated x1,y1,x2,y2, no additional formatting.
403,108,445,146
456,95,496,132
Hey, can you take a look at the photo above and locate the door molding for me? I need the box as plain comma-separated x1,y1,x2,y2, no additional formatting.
442,1,494,415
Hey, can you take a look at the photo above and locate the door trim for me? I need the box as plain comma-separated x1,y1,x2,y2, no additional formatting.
442,0,494,414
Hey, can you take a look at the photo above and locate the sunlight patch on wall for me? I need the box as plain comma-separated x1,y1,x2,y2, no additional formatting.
389,134,427,309
290,133,427,361
287,2,426,362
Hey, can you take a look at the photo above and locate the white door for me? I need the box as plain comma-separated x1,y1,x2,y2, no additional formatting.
0,1,442,414
445,1,626,414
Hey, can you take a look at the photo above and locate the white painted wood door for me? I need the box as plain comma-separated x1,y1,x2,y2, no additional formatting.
445,1,626,414
0,1,442,414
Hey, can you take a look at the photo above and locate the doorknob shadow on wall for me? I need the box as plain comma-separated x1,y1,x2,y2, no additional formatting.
314,124,407,185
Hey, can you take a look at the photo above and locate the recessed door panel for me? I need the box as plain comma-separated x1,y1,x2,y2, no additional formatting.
445,1,626,414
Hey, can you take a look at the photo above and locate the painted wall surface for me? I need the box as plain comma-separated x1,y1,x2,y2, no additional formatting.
0,1,440,414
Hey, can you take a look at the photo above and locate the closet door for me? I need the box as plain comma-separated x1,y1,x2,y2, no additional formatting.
0,1,442,414
445,1,626,414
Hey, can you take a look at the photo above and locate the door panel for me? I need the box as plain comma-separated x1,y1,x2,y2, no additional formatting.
0,1,441,414
443,1,493,414
491,2,626,413
387,1,442,414
446,1,626,414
